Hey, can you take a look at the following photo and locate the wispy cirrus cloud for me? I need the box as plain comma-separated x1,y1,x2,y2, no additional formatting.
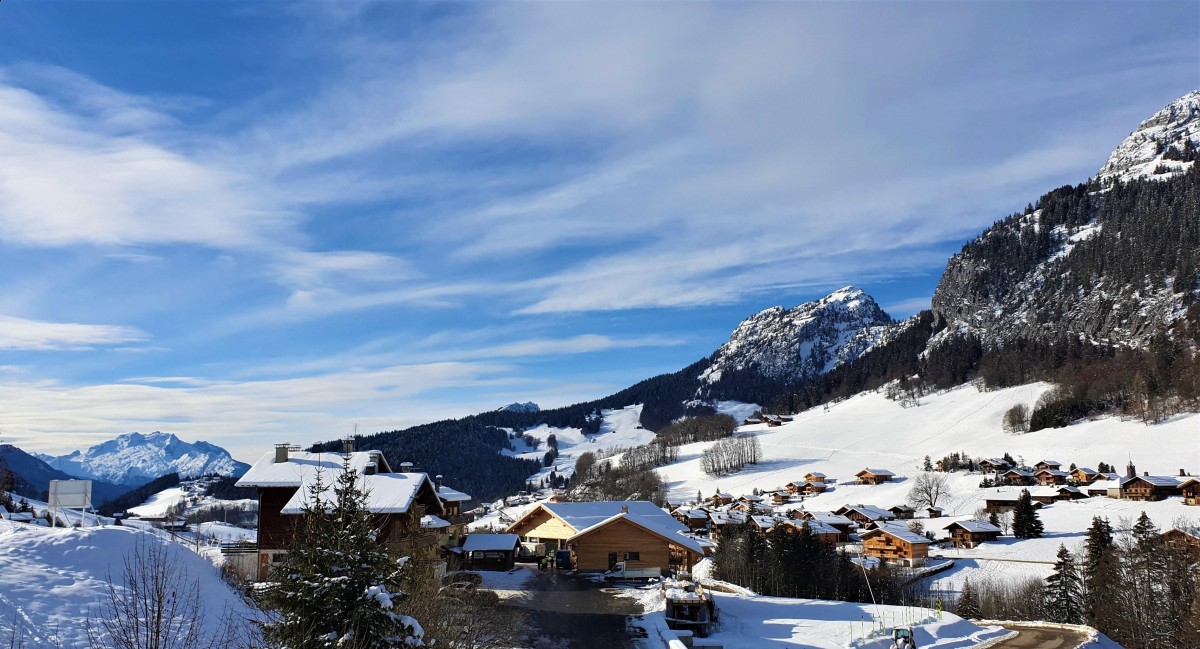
0,315,147,351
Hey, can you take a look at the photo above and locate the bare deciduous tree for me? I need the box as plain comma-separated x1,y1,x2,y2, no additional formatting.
86,534,231,649
907,472,952,509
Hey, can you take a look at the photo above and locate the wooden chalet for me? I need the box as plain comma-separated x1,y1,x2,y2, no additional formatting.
709,491,734,507
1000,469,1036,486
1035,469,1069,486
1121,475,1180,501
1087,478,1122,498
1160,528,1200,553
707,511,749,541
977,458,1011,473
1069,467,1100,484
507,501,703,572
436,479,473,546
926,507,943,518
236,442,446,581
834,504,896,527
888,504,916,520
855,468,895,485
804,472,828,483
859,523,930,566
796,511,856,542
945,520,1002,548
1034,460,1063,472
671,507,711,532
770,491,793,506
984,493,1044,513
778,520,841,545
462,533,520,571
1180,478,1200,506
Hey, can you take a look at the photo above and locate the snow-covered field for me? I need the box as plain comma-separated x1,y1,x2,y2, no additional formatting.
0,519,259,648
621,561,1010,649
502,404,657,487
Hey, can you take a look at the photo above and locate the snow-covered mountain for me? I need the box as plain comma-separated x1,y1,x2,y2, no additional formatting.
498,402,541,413
1097,90,1200,184
933,91,1200,348
699,286,893,386
36,432,249,486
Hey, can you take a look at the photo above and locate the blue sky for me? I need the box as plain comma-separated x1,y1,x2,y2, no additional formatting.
0,2,1194,462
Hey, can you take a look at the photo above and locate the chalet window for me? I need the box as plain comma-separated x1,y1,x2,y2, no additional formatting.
624,552,640,561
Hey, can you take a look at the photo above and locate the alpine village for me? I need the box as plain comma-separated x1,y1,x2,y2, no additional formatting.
0,6,1198,649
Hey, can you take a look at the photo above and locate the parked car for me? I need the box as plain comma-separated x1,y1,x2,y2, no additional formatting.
602,562,662,582
554,549,573,570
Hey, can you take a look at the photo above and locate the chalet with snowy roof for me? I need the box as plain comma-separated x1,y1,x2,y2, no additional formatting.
926,507,943,518
1034,460,1062,472
1121,475,1180,501
1160,527,1200,552
1180,478,1200,506
945,520,1002,548
1087,478,1123,498
750,515,784,533
1036,469,1069,486
804,472,827,483
984,493,1044,513
859,522,930,566
770,491,794,506
462,533,520,571
1000,468,1036,486
888,504,916,520
709,491,734,507
834,504,896,527
737,494,765,504
506,501,703,572
1069,467,1100,484
778,519,841,545
793,511,856,540
236,442,447,580
708,510,749,540
977,458,1011,473
671,507,710,532
855,468,895,485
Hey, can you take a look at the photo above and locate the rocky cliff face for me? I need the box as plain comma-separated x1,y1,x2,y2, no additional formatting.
699,286,894,386
932,92,1200,349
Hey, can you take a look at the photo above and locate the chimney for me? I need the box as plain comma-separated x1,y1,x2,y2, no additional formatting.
620,505,629,514
1144,471,1149,477
399,461,414,473
435,474,443,490
341,437,355,455
275,443,290,464
364,462,377,476
1181,469,1187,477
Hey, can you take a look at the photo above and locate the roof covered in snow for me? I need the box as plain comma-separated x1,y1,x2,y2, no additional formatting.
421,515,451,529
862,522,931,545
463,533,520,552
437,485,472,503
565,512,705,555
236,449,391,488
946,520,1002,534
857,468,894,476
540,501,680,534
279,470,440,515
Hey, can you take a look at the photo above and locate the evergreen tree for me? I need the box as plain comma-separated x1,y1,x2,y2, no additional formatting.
1044,545,1084,624
1012,489,1044,538
261,460,425,648
957,578,981,619
1082,516,1118,628
923,455,934,472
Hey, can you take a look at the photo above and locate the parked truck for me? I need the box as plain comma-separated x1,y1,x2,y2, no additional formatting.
603,562,663,582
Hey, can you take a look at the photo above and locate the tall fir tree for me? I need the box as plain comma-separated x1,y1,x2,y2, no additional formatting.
1012,489,1044,538
1044,545,1084,624
1082,516,1119,628
261,459,425,649
957,578,981,619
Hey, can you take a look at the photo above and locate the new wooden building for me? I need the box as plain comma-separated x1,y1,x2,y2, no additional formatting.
945,520,1002,548
507,501,703,573
236,443,448,581
804,472,828,483
856,468,895,485
1069,467,1100,484
859,523,930,566
1180,478,1200,506
1121,475,1180,501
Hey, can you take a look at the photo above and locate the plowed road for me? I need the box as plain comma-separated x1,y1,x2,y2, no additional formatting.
990,624,1092,648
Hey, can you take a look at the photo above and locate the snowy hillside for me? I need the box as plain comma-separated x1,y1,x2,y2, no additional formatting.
1097,90,1200,184
0,521,258,646
37,431,250,486
501,404,657,487
644,383,1198,591
699,286,893,386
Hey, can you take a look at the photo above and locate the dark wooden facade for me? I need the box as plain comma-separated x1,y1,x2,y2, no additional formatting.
946,522,1001,548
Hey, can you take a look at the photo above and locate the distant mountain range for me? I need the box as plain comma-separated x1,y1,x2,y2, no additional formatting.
499,402,541,413
0,444,127,504
34,432,249,487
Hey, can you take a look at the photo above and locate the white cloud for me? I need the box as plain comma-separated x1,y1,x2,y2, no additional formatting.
0,315,147,351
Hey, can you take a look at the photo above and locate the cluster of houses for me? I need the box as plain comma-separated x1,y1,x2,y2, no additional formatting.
982,459,1199,505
